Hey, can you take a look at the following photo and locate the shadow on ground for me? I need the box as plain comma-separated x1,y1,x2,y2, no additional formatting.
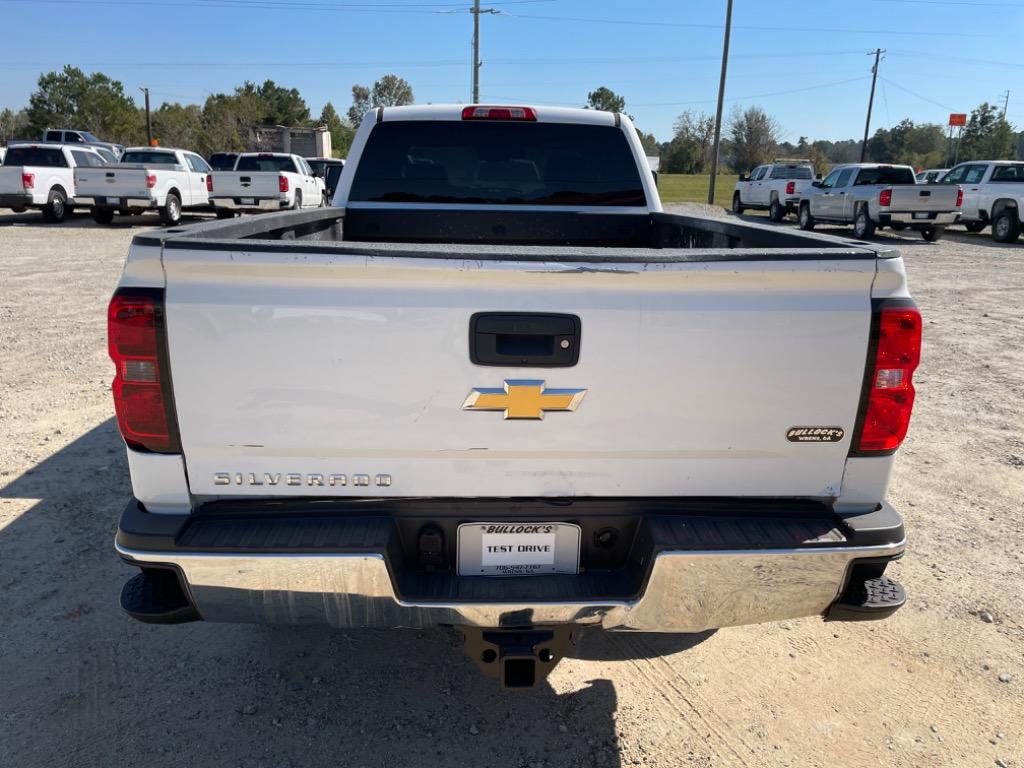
0,420,712,768
0,210,214,229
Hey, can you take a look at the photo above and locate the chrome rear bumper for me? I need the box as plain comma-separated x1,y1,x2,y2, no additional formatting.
116,535,905,632
210,196,286,211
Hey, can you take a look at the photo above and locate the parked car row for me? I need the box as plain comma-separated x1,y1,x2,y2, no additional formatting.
1,141,335,224
733,158,1024,243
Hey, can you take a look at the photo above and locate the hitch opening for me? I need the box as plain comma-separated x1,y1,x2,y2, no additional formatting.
460,626,577,688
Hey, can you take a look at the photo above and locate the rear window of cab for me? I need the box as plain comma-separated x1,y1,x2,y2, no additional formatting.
4,146,68,167
349,121,646,207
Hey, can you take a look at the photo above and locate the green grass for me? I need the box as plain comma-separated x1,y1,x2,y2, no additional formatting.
657,173,739,208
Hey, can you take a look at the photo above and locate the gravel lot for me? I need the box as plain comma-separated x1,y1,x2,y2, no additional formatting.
1,205,1021,768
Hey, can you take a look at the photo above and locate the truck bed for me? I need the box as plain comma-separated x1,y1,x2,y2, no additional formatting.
140,206,898,255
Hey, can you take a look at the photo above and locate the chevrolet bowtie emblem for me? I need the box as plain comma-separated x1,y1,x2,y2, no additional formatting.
462,379,587,420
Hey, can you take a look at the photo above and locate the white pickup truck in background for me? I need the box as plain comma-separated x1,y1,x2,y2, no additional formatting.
0,142,107,222
111,104,916,688
732,159,817,221
940,160,1024,242
209,152,325,216
799,163,962,241
74,147,213,225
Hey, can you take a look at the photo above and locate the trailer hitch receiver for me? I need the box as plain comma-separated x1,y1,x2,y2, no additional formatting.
459,626,577,688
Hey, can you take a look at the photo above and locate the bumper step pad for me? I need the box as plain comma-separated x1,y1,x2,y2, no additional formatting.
827,575,906,621
120,569,200,625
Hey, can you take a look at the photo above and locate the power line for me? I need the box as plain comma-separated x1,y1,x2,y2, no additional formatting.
493,76,872,109
887,50,1024,69
0,0,555,11
0,50,879,70
878,76,957,112
868,0,1024,6
632,76,871,107
506,11,990,36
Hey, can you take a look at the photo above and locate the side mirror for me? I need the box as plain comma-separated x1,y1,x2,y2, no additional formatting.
738,174,748,182
811,181,822,188
311,170,323,178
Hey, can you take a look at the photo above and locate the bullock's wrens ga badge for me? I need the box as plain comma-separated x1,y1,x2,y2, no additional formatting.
786,427,845,443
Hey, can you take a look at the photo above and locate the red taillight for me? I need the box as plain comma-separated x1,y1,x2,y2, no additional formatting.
879,188,892,207
145,174,157,189
855,306,921,453
786,181,795,195
955,186,963,208
278,174,289,193
108,290,178,453
461,106,537,121
206,175,213,193
21,172,34,190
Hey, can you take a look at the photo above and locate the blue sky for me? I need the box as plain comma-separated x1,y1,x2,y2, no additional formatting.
1,0,1022,142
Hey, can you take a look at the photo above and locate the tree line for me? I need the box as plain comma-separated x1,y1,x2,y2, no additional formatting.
0,66,415,158
662,101,1021,174
1,69,1020,172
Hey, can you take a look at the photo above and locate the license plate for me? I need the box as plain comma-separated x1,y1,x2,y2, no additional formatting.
913,212,929,220
105,197,119,205
457,522,581,576
240,197,255,206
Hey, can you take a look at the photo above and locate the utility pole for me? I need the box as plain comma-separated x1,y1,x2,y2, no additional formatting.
1000,90,1010,119
860,48,884,162
470,1,498,103
707,0,733,206
140,86,152,145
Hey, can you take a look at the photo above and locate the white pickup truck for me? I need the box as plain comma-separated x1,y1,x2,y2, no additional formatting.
74,147,213,225
732,159,817,222
209,152,325,216
798,163,962,241
0,142,107,222
110,104,916,688
939,160,1024,242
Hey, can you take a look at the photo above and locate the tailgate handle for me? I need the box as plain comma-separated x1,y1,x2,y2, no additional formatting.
470,313,580,367
919,190,930,196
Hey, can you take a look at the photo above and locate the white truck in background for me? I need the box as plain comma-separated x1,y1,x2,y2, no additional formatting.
798,163,962,241
0,142,107,222
110,104,916,688
940,160,1024,242
209,152,325,217
732,159,817,222
74,147,213,225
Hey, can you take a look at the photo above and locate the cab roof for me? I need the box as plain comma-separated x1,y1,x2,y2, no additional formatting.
377,103,623,127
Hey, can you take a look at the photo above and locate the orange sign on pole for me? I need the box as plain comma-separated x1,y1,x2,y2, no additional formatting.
948,113,967,127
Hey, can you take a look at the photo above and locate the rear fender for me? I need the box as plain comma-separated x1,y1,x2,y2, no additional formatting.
991,198,1019,220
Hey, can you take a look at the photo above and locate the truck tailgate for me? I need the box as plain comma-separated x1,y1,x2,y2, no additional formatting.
887,184,959,211
75,167,152,198
161,248,877,499
0,166,27,192
210,172,279,197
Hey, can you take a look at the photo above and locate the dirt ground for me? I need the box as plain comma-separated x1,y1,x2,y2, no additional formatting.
0,205,1021,768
